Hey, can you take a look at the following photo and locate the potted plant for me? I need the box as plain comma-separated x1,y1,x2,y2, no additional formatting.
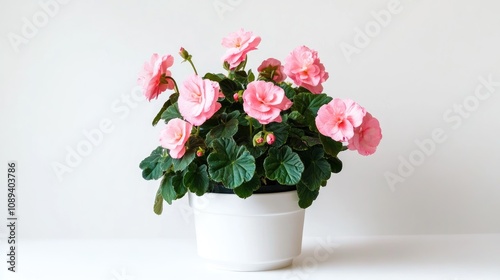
138,29,382,271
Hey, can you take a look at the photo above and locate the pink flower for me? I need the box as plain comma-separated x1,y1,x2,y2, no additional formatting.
315,99,366,142
348,113,382,156
283,46,329,94
178,75,222,126
221,29,261,69
159,118,193,159
257,58,287,83
243,81,293,124
137,53,175,101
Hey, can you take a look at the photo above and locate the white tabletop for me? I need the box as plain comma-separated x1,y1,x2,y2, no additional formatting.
1,235,499,280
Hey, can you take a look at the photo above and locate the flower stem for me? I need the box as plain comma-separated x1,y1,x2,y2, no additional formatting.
187,59,198,76
248,118,253,141
163,76,180,93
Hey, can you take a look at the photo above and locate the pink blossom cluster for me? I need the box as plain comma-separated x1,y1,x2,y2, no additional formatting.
138,29,382,158
315,99,382,156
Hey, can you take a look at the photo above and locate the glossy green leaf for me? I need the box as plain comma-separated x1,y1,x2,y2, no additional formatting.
233,175,261,199
160,174,177,205
297,183,319,208
160,103,182,123
207,138,255,189
319,134,344,157
264,146,304,185
184,164,209,196
298,146,331,191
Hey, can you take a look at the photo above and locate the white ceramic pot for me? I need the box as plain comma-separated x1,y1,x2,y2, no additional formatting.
188,190,305,271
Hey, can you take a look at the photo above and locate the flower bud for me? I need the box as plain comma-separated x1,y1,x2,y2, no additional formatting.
233,93,240,102
196,147,205,157
266,133,275,145
179,47,191,61
252,132,265,147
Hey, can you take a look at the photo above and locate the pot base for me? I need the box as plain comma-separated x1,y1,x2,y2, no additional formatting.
204,258,293,272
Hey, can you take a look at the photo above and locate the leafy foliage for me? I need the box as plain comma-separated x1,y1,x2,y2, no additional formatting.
138,43,366,214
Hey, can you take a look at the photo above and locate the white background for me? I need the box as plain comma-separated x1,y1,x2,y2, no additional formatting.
1,0,500,242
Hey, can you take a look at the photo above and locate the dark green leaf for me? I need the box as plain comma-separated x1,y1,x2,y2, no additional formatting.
203,73,226,82
139,147,171,180
207,138,255,189
234,70,248,84
298,146,331,191
326,156,343,173
171,150,196,172
160,174,177,205
288,111,306,124
297,183,319,208
320,134,344,157
264,146,304,185
233,175,261,198
288,137,309,151
292,93,332,130
184,164,209,196
219,78,242,103
172,173,187,199
206,118,239,146
301,136,322,147
280,83,296,99
246,144,268,158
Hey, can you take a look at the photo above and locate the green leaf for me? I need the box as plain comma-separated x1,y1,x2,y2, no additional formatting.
203,73,226,82
206,117,239,146
298,146,331,191
319,134,344,157
247,69,255,83
160,174,177,205
264,146,304,185
184,164,209,196
326,156,343,173
288,111,306,124
292,93,332,130
301,136,322,147
297,183,319,208
207,138,256,189
246,144,268,158
139,147,172,180
160,103,182,123
234,70,248,84
152,93,179,126
153,188,163,215
172,173,187,199
288,137,309,151
280,83,296,99
219,78,242,103
266,122,290,147
233,175,261,199
171,150,196,172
